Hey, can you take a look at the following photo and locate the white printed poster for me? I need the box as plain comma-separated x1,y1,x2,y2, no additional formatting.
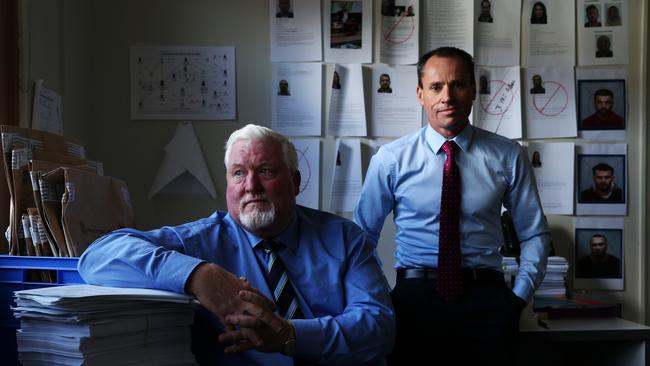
31,80,63,135
271,62,322,136
270,0,322,62
522,0,576,66
577,0,628,66
327,64,367,136
474,0,521,66
366,64,421,137
324,0,373,63
527,142,574,215
330,138,362,212
473,66,522,139
524,67,577,139
422,0,474,56
290,139,320,209
379,0,419,65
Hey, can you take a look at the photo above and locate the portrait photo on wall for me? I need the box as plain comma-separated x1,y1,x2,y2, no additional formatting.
584,3,602,27
605,3,622,26
330,1,363,49
575,228,622,279
577,154,625,204
577,79,626,131
573,216,624,290
595,33,614,58
530,1,548,24
276,0,294,18
277,79,291,96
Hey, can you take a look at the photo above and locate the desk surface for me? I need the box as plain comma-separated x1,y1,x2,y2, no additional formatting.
521,317,650,342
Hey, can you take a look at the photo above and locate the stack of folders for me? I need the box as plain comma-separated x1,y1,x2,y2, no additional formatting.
12,285,198,366
535,256,569,298
0,125,135,261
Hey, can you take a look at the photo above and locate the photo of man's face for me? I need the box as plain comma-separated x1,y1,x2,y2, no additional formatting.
593,168,614,192
589,235,608,258
380,75,390,89
574,227,623,284
577,80,626,131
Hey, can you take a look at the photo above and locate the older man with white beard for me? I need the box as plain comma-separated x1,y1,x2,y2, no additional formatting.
78,124,394,366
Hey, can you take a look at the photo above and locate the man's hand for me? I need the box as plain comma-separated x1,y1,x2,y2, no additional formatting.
186,263,281,331
218,290,291,355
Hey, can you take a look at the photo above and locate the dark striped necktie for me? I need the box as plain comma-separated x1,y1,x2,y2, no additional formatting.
260,239,304,319
437,140,463,303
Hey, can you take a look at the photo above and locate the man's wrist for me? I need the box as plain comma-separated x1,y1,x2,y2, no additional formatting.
281,320,297,357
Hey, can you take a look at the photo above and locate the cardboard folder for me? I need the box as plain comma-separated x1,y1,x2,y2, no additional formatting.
41,167,134,257
29,153,99,257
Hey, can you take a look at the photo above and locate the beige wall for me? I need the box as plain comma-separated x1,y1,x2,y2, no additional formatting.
22,0,649,323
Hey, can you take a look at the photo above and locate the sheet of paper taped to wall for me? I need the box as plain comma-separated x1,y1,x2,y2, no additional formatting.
148,121,216,199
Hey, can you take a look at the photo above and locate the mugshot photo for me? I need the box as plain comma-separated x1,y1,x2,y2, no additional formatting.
605,3,622,26
377,73,392,93
584,3,602,27
577,154,626,204
276,0,294,18
577,79,626,130
478,0,494,23
595,34,613,58
574,228,622,279
277,79,291,96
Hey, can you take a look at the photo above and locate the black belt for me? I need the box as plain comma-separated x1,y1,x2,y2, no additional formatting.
397,267,504,282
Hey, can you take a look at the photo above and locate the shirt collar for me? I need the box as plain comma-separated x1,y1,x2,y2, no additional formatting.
242,209,300,253
425,123,473,154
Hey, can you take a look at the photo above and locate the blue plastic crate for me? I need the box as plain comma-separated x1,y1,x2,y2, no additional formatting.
0,255,84,366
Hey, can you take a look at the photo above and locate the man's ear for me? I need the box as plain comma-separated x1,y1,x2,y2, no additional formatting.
416,85,425,106
293,170,301,197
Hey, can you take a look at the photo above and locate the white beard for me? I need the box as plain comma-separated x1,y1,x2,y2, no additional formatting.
239,204,276,231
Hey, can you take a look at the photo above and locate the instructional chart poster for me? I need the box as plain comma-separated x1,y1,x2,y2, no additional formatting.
130,46,236,120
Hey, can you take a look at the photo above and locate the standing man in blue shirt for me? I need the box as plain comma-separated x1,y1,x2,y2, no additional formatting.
354,47,550,365
79,124,394,366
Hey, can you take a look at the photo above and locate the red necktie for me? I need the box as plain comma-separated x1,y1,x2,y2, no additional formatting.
437,141,463,303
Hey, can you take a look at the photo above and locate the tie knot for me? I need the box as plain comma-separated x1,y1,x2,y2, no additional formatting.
442,141,456,156
260,239,281,252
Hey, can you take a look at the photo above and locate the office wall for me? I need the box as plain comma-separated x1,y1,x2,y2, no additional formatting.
22,0,649,322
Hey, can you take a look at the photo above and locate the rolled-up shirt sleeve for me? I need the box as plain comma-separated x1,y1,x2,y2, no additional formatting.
78,228,204,294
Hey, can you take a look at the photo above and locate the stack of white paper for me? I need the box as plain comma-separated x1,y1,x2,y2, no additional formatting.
12,285,197,366
535,256,569,298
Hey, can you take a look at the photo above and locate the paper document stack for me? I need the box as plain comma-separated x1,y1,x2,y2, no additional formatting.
12,284,197,366
535,256,569,298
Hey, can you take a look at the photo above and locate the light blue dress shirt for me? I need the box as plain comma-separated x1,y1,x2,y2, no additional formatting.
353,125,551,303
79,206,394,366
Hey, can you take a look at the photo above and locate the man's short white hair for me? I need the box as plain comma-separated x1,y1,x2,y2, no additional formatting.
224,124,298,172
